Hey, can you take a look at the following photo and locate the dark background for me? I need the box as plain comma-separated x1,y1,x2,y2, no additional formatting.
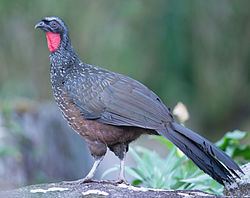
0,0,249,189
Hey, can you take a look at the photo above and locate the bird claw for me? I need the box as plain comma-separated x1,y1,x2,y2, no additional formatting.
61,178,93,186
115,179,129,185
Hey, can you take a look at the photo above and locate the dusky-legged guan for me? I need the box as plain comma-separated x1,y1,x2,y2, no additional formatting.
35,16,243,185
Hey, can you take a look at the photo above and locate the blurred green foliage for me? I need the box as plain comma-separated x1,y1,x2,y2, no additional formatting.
0,101,24,159
0,1,249,138
216,130,250,162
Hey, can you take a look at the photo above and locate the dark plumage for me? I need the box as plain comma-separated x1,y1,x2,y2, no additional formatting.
35,16,243,185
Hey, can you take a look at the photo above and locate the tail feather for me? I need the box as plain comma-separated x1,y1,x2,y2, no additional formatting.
171,123,243,175
157,122,243,185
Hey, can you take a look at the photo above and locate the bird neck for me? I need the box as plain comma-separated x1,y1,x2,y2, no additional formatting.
49,33,78,66
49,46,79,87
49,34,86,83
50,48,78,69
60,33,72,50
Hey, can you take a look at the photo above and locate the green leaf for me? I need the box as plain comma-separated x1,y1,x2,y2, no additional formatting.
132,179,142,186
234,146,250,159
181,174,211,184
226,130,246,140
126,167,144,181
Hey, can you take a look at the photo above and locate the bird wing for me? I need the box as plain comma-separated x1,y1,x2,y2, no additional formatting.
66,70,172,130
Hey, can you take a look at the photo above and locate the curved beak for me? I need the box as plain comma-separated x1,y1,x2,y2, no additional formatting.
35,20,49,31
35,21,44,29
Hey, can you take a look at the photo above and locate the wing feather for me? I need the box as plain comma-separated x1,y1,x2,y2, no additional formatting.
66,70,172,130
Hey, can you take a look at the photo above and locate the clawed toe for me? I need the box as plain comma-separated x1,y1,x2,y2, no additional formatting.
61,178,93,185
115,179,129,185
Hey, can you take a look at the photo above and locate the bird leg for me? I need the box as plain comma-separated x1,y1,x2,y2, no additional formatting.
80,156,103,182
109,143,129,184
62,156,104,185
117,152,128,184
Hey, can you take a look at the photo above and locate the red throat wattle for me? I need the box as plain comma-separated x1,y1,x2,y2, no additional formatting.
46,32,61,52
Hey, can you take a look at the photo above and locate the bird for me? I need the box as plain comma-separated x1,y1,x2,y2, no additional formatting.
35,16,243,185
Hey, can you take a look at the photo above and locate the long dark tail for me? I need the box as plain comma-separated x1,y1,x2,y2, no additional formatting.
157,122,244,185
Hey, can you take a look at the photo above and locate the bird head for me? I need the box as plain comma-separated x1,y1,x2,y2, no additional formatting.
35,16,70,53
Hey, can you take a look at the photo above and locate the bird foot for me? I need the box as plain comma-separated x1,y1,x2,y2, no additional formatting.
61,178,94,186
115,179,129,185
60,177,129,186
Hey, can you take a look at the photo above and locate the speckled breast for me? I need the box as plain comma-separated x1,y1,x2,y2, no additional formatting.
51,82,145,146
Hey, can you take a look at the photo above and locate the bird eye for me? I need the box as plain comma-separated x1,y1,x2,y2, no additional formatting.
50,21,58,29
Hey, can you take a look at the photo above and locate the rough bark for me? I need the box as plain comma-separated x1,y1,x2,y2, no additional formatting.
0,181,222,198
